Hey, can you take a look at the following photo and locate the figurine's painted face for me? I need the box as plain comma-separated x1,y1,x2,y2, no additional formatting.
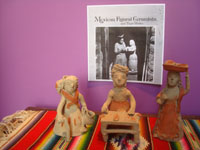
63,76,78,93
112,71,127,87
167,72,180,87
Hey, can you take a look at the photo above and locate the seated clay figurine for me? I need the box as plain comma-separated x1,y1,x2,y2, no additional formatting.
153,60,190,141
101,64,136,115
53,75,95,141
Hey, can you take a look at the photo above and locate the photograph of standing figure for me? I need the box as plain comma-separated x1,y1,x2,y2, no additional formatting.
126,39,138,72
96,26,155,82
114,34,127,66
88,4,165,85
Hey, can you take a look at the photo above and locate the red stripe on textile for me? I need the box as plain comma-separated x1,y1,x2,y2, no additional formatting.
87,118,106,150
30,120,55,149
140,116,153,150
148,117,171,150
189,132,195,141
10,111,56,150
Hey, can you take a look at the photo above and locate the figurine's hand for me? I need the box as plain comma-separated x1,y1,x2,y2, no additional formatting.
57,115,65,123
160,93,167,100
128,109,135,115
134,113,142,122
156,98,163,104
101,106,108,113
82,106,88,112
156,97,167,105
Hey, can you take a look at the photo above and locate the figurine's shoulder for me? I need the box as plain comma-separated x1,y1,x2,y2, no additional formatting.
123,88,131,94
109,89,114,93
123,88,134,97
108,89,115,96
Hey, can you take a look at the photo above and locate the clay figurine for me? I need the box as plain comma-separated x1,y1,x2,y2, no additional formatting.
101,64,136,115
53,75,95,141
153,60,190,141
101,64,141,143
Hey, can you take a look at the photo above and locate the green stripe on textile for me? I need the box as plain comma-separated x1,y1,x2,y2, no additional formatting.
189,120,200,139
49,115,98,150
183,120,200,149
43,134,61,149
170,141,182,150
76,115,99,150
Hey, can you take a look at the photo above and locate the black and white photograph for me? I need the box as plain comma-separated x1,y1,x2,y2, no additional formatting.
87,4,165,84
96,26,155,82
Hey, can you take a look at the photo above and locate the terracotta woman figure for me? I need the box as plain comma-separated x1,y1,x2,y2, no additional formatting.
53,75,89,141
153,60,190,141
101,64,136,115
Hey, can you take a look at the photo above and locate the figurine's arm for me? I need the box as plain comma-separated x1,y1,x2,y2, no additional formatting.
127,90,136,115
101,90,113,113
156,88,168,105
56,95,66,121
79,93,87,110
184,71,190,95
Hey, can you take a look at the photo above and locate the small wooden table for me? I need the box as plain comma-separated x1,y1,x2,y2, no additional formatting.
101,111,140,143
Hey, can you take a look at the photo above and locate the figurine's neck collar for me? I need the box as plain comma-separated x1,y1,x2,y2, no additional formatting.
61,89,79,101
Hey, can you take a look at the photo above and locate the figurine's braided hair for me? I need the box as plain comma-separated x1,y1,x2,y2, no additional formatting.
55,75,78,94
111,64,129,87
111,64,129,78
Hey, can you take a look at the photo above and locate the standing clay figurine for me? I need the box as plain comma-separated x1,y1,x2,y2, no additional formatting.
53,75,95,141
153,60,190,141
101,64,136,115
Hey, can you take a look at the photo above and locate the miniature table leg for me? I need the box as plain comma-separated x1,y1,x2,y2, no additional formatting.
134,133,139,143
101,123,108,142
102,133,108,142
133,124,139,143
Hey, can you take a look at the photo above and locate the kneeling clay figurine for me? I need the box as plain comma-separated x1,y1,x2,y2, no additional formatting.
101,64,141,143
101,64,136,114
53,75,95,141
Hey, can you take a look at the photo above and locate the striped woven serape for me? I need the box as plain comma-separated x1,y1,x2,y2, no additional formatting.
0,110,199,150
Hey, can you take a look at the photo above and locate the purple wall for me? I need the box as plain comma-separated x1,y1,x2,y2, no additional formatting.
0,0,200,120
